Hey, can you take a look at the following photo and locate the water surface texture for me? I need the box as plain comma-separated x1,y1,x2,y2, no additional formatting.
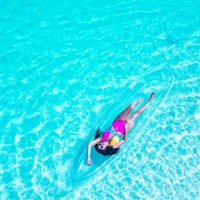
0,0,200,199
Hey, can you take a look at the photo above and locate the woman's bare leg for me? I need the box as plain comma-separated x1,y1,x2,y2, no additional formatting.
115,98,143,121
126,92,155,132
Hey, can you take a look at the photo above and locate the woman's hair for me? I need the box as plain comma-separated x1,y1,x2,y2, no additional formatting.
94,129,120,156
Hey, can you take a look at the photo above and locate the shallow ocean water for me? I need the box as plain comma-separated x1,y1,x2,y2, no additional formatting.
0,0,200,199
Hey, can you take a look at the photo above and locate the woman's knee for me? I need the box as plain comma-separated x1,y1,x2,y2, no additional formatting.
127,119,135,131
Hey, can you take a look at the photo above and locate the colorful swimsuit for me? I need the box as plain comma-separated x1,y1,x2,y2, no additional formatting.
112,120,126,135
101,120,127,145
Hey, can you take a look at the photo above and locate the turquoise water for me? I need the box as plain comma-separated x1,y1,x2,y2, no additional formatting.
0,0,199,199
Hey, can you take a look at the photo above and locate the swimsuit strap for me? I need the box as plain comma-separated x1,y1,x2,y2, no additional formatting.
109,129,124,139
108,129,117,134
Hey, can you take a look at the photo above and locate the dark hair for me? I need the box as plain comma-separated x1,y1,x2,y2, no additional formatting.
94,129,120,156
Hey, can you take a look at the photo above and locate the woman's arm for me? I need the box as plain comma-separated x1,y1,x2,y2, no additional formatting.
87,137,101,165
113,140,125,149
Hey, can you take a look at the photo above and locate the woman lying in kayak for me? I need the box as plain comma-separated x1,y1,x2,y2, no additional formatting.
87,92,155,165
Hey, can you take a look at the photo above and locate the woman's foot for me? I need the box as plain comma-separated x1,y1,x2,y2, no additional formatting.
131,98,143,109
136,98,143,104
149,92,155,102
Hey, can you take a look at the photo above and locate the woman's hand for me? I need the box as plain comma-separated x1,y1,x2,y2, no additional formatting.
87,158,93,166
87,137,101,166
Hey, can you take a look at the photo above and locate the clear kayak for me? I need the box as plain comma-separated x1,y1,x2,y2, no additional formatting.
68,67,175,185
